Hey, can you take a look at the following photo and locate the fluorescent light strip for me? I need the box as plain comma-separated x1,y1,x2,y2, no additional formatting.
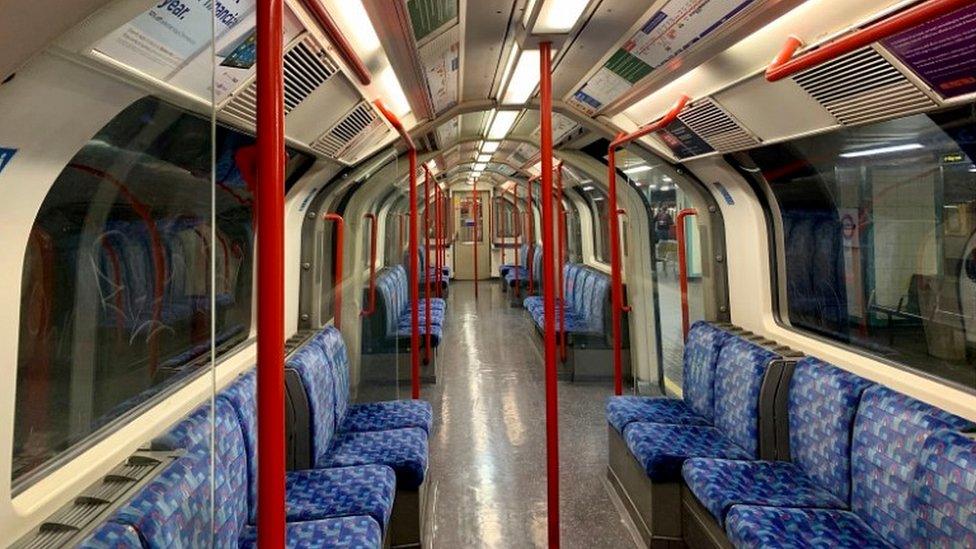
623,165,652,174
477,154,492,163
839,143,924,158
534,0,590,34
582,185,595,191
503,49,541,104
481,141,501,153
487,111,519,140
522,0,539,27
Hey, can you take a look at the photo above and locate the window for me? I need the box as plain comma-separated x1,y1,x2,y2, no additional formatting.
740,105,976,390
587,188,610,262
494,197,521,239
13,97,309,484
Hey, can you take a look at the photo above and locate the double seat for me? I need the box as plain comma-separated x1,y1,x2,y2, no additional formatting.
500,245,542,294
366,264,446,350
606,320,976,548
81,325,432,548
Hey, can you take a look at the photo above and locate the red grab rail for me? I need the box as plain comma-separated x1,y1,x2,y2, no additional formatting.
434,182,443,298
472,178,480,299
297,0,372,86
361,213,377,317
256,0,287,544
538,41,561,549
374,100,421,399
323,214,345,329
676,209,698,340
422,167,433,363
556,162,567,363
607,94,690,395
765,0,970,81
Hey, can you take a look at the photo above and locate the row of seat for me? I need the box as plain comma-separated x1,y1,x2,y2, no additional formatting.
523,263,612,345
606,320,976,548
81,325,433,548
499,244,542,294
365,264,446,352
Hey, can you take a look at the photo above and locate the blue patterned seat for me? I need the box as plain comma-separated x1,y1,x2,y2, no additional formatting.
220,372,397,530
78,521,142,548
606,321,731,433
523,263,611,339
682,357,872,525
499,245,532,279
322,428,429,490
912,429,976,544
622,423,752,481
238,515,383,548
725,505,894,549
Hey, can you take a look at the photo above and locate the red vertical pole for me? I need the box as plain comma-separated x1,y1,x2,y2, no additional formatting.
556,163,566,363
435,183,442,297
374,100,420,399
472,179,479,300
607,136,625,396
323,214,344,329
256,0,286,545
361,213,377,316
423,168,432,363
526,177,537,294
514,185,521,298
539,41,560,549
676,209,698,340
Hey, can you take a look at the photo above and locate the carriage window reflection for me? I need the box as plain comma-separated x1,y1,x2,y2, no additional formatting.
743,106,976,389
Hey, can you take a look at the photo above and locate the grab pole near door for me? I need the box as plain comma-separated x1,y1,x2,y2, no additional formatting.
473,178,479,300
539,41,560,549
676,208,698,340
423,166,433,364
374,100,421,399
323,214,344,329
256,0,286,544
607,94,689,395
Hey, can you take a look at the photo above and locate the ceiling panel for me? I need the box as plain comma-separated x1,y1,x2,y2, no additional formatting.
461,0,518,100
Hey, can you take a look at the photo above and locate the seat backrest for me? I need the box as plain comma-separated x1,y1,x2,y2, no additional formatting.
285,337,337,469
79,521,142,548
318,325,351,432
375,267,401,336
713,336,782,458
787,357,873,504
583,270,609,333
851,385,973,547
219,371,260,524
912,429,976,545
681,321,733,423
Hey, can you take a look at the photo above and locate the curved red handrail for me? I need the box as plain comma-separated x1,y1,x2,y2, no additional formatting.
607,94,690,395
298,0,372,86
375,100,420,399
361,213,377,317
676,208,698,340
323,213,345,329
765,0,970,82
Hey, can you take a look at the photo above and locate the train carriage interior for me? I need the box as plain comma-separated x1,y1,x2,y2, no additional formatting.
2,0,976,547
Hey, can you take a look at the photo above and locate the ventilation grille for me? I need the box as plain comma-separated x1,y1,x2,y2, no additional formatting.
222,34,340,126
310,102,385,162
792,47,936,126
677,98,759,153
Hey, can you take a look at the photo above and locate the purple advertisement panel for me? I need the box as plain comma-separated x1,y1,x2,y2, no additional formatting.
882,3,976,99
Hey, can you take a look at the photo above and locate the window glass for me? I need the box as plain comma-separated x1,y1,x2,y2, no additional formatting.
12,96,301,482
741,105,976,389
586,187,609,262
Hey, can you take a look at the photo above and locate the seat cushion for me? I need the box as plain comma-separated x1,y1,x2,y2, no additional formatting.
912,429,976,544
321,428,428,490
395,322,443,346
341,400,433,434
713,337,780,458
682,458,846,526
78,521,142,548
724,505,893,549
622,422,751,482
606,396,710,433
238,516,382,548
399,309,444,328
286,465,396,528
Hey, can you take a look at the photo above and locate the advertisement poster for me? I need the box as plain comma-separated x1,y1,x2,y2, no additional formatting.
882,3,976,99
570,0,755,114
93,0,301,103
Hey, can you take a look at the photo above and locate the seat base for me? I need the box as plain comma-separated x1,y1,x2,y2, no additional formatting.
607,425,683,547
390,481,428,548
681,484,733,549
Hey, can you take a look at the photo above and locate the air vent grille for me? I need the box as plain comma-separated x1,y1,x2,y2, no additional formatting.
792,47,935,126
222,34,339,126
677,98,759,152
311,102,385,161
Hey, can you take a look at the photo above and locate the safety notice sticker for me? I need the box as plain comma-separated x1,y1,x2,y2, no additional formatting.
0,148,16,174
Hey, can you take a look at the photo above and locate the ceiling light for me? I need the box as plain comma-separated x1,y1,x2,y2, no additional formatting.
487,110,519,139
534,0,590,34
580,179,592,184
522,0,539,27
648,185,658,190
582,185,595,191
623,165,652,174
839,143,924,158
592,197,605,202
473,163,487,171
662,176,673,183
477,154,492,163
661,186,673,191
503,49,541,104
481,141,501,153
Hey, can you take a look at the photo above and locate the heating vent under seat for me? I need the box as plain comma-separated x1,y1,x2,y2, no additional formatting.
792,46,936,126
677,98,759,153
310,102,386,162
222,34,340,126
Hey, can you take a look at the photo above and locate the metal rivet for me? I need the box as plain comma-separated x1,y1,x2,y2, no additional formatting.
302,262,311,270
307,211,317,219
300,314,310,321
719,305,728,313
715,254,724,262
708,205,717,213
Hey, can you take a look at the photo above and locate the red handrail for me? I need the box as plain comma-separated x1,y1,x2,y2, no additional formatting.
556,162,567,363
472,178,480,300
676,208,698,339
765,0,970,82
256,0,287,544
434,182,443,297
527,175,541,294
422,167,432,363
374,99,421,399
361,213,377,317
297,0,372,86
539,41,561,549
323,214,344,329
607,94,690,395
